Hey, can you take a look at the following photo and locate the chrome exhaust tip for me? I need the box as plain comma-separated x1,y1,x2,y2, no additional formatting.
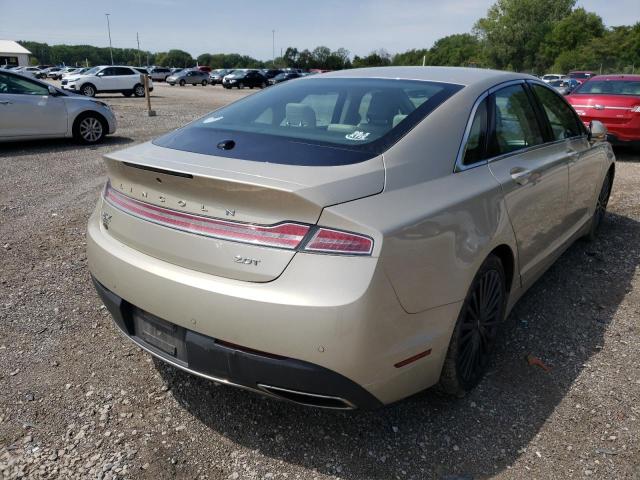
257,384,356,410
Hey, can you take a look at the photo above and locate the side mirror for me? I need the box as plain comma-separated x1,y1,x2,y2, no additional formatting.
47,85,58,96
588,120,607,143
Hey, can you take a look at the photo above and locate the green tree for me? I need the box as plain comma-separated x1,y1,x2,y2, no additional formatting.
474,0,575,72
352,49,392,68
428,33,484,66
157,49,194,68
392,48,429,66
541,7,605,69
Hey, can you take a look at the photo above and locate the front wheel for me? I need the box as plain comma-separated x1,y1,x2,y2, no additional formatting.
73,114,106,144
439,254,506,397
585,171,613,241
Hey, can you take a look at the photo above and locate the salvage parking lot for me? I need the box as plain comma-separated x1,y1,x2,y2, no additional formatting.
1,83,639,479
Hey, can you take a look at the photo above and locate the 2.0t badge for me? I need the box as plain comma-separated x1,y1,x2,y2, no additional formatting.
233,255,260,266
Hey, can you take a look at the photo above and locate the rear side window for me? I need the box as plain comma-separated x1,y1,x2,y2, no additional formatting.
531,84,584,141
462,98,488,166
490,84,544,156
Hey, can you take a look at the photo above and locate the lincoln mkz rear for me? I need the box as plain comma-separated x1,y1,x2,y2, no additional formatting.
88,67,615,409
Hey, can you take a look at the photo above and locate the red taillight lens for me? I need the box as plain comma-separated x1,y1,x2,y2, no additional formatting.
302,228,373,255
103,183,309,249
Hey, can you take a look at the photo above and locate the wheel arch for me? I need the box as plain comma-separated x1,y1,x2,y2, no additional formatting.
488,244,515,293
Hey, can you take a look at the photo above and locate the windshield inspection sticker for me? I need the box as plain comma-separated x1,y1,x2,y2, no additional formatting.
345,131,371,141
203,116,224,124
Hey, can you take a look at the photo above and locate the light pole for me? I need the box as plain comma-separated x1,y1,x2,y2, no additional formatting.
105,13,114,65
272,29,275,68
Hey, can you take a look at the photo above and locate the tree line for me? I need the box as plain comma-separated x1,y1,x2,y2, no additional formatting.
20,0,640,74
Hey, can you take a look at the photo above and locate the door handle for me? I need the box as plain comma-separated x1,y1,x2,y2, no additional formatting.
566,149,580,164
510,167,532,186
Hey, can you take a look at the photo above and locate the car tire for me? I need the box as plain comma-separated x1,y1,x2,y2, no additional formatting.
122,91,133,97
585,170,613,242
439,254,507,397
179,80,186,87
260,82,267,88
80,84,96,97
133,84,145,97
201,80,207,86
73,113,107,144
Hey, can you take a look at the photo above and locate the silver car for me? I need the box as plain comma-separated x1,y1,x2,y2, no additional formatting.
0,69,116,144
166,69,210,86
88,67,614,409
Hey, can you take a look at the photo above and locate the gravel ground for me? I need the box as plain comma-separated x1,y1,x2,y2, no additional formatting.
1,83,639,480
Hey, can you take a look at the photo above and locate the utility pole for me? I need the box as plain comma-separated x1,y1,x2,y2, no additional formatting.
272,29,275,68
136,32,141,66
105,13,114,65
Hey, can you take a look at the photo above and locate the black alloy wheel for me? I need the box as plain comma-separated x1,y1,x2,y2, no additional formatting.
440,254,506,396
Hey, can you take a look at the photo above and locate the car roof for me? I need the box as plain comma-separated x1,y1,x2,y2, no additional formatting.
317,66,532,87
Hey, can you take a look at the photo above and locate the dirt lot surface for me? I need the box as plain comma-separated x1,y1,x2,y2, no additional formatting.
1,82,639,480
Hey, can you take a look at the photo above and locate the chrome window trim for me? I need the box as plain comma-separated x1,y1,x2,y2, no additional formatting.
455,79,594,171
454,79,526,173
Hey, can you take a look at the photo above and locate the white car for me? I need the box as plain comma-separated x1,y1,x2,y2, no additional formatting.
541,73,568,83
0,69,117,144
62,67,89,80
62,65,153,98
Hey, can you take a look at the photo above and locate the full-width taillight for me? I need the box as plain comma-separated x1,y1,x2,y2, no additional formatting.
103,183,309,249
302,228,373,255
103,182,374,255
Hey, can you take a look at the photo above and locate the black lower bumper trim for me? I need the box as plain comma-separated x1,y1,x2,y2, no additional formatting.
91,277,382,410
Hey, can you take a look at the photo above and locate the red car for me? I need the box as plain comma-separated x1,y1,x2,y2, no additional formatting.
567,75,640,145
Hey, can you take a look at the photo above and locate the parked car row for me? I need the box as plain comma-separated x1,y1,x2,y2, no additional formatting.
541,70,596,85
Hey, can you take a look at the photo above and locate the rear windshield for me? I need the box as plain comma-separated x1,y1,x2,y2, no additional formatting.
153,78,462,165
575,79,640,96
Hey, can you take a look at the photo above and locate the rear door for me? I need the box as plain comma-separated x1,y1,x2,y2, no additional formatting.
0,71,67,137
115,67,138,90
529,82,604,232
486,82,570,286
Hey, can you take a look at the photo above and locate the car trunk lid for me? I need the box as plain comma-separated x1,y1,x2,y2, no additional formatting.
100,141,384,282
569,94,640,124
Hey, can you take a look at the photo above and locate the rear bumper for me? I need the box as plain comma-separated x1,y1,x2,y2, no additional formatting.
92,276,381,409
87,204,460,406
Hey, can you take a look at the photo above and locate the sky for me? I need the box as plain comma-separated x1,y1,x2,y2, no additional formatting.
1,0,638,61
